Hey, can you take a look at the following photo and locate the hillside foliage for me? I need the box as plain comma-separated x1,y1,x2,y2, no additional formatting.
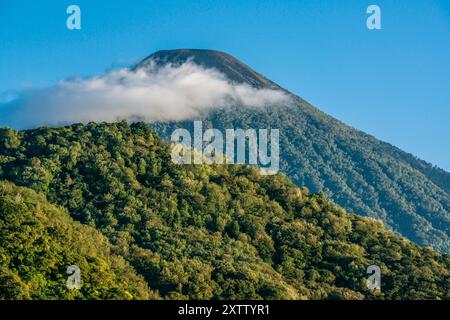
0,122,448,299
153,103,450,253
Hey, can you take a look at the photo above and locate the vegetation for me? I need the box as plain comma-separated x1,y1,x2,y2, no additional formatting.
0,122,448,299
0,181,155,299
145,49,450,253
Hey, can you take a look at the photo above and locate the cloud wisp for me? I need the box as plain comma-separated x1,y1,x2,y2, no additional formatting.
0,61,290,129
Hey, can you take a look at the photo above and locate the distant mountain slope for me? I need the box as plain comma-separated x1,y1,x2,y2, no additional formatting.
143,49,450,253
0,181,155,300
0,123,448,299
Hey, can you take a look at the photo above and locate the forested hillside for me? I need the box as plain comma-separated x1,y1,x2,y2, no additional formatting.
142,49,450,253
0,122,448,299
0,181,155,299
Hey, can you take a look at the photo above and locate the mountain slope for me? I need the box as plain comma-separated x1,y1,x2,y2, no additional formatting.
143,49,450,253
0,123,448,299
0,181,156,300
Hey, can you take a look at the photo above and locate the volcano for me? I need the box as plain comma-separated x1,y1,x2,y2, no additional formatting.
142,49,450,253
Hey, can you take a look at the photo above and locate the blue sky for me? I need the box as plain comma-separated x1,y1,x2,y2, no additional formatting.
0,0,449,170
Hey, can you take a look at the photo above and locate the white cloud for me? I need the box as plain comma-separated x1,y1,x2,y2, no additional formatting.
0,60,291,129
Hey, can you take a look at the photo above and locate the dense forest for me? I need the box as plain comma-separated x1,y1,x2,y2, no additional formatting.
0,181,156,299
144,49,450,253
0,122,448,299
153,103,450,253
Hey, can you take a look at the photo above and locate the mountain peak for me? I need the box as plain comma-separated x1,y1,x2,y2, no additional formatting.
135,49,283,90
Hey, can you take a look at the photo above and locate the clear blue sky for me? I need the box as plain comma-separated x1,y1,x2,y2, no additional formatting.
1,0,449,170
